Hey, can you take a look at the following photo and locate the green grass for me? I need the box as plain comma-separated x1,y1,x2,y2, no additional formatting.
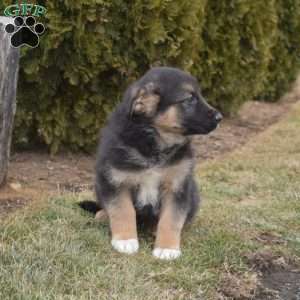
1,103,300,300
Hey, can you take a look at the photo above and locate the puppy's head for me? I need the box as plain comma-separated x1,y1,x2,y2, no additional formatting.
126,67,222,135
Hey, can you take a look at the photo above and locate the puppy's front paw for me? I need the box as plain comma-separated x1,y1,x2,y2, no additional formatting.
111,239,139,254
152,248,181,260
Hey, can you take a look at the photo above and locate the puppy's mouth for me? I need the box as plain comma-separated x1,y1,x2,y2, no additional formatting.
183,122,219,136
156,123,218,136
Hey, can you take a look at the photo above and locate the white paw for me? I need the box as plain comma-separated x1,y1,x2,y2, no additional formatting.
152,248,181,260
111,239,139,254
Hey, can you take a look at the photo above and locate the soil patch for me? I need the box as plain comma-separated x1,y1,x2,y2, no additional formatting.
257,269,300,300
0,197,28,216
218,249,300,300
247,249,300,300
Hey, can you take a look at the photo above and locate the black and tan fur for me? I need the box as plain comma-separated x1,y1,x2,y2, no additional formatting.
81,67,222,260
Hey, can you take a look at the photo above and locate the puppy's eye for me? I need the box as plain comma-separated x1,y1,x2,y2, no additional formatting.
182,95,198,105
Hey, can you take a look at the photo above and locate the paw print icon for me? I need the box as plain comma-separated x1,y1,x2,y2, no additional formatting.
5,16,45,48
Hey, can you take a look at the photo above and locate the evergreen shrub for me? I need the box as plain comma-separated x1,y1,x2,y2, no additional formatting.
1,0,299,151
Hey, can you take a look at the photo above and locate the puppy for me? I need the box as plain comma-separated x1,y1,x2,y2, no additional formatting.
94,67,222,260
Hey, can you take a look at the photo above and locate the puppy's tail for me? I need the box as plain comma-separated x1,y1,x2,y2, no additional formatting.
78,200,101,214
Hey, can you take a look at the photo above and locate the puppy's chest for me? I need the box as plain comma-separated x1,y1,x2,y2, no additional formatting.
110,159,192,208
135,169,162,208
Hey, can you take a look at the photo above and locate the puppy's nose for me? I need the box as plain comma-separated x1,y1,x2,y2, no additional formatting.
214,111,223,123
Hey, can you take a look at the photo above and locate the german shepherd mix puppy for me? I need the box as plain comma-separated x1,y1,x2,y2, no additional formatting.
92,67,222,260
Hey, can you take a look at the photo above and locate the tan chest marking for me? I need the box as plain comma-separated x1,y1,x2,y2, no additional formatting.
110,159,193,207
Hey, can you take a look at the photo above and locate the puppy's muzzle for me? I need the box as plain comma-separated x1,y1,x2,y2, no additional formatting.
208,109,223,124
214,111,223,123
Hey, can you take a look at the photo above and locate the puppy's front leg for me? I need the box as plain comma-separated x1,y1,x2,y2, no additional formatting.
106,190,139,254
153,195,186,260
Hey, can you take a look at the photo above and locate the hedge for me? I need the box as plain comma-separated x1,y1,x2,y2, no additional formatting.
262,0,300,100
1,0,299,152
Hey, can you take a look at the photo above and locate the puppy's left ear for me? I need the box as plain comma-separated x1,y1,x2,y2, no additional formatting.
130,82,160,118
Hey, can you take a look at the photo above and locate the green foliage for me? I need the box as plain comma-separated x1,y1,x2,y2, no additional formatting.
0,0,299,152
262,0,300,100
198,0,280,112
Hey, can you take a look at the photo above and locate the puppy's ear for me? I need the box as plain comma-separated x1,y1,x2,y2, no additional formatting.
130,82,160,118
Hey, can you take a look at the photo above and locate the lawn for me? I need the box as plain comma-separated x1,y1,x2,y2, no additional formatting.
1,103,300,300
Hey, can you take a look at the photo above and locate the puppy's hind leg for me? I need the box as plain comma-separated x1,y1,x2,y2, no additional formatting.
78,200,108,222
95,210,108,222
106,190,139,254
